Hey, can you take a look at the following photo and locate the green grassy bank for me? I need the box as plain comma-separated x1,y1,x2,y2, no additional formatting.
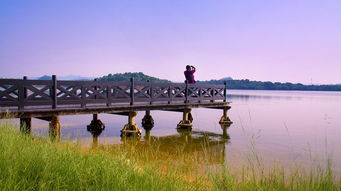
0,124,199,191
0,123,340,191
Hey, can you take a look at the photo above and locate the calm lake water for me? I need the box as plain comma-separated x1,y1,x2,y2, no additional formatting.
5,90,341,173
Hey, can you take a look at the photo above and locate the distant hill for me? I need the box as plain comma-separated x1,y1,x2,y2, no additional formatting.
36,75,93,81
219,77,233,81
37,75,51,80
98,72,171,83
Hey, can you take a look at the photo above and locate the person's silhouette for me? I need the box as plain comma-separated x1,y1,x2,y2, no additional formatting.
184,65,196,84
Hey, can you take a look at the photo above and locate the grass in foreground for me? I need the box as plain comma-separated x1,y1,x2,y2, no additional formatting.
0,123,340,191
0,124,201,191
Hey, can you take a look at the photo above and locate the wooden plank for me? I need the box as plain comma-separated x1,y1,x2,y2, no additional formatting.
134,98,153,102
83,99,107,104
0,102,228,118
23,80,53,85
0,102,19,106
0,79,23,84
110,99,130,103
23,100,53,106
58,100,83,105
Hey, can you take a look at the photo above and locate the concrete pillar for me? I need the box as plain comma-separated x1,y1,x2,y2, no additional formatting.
177,128,192,143
121,134,141,144
177,108,192,129
93,113,98,121
121,111,142,137
219,107,232,125
87,114,105,136
49,116,60,141
20,117,31,134
142,110,154,131
92,136,99,148
219,106,232,139
144,129,151,141
221,123,231,140
87,113,105,147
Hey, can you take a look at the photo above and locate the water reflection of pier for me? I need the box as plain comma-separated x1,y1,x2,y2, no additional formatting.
89,122,232,165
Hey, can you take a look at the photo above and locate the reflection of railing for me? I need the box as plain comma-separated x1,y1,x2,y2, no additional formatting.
0,76,227,110
120,130,229,165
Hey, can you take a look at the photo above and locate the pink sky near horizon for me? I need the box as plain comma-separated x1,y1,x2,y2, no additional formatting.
0,1,340,84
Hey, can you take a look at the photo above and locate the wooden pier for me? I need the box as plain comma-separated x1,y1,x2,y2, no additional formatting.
0,76,232,137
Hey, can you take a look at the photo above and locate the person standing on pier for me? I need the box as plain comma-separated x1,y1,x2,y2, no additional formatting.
184,65,196,84
184,65,195,122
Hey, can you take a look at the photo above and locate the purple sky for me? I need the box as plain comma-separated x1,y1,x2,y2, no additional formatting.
0,0,340,84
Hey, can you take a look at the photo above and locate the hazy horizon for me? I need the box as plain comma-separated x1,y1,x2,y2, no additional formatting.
1,1,340,84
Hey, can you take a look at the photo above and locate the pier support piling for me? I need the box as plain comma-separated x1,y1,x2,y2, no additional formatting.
221,123,231,140
142,110,154,131
121,111,142,137
219,107,232,139
219,107,232,125
20,117,31,134
87,114,105,137
49,116,61,141
177,108,193,129
177,128,192,143
87,114,105,147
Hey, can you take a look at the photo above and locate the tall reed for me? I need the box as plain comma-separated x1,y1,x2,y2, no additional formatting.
0,122,340,191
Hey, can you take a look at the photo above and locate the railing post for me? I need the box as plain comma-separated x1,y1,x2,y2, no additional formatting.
18,76,27,110
23,76,27,99
198,87,202,103
224,81,227,102
130,78,134,105
52,75,57,109
94,78,97,100
185,80,188,103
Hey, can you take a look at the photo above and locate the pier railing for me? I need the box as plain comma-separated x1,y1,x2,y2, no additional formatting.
0,76,227,110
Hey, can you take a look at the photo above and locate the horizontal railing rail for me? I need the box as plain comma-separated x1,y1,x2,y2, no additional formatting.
0,76,227,110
